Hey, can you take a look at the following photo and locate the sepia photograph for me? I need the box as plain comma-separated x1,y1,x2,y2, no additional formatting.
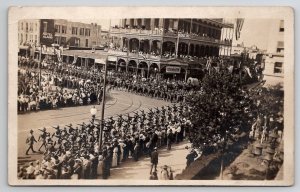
8,6,294,186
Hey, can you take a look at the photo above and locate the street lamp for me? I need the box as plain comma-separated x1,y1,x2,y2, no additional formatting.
90,105,97,123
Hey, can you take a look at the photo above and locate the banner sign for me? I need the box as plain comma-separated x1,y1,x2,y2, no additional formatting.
40,19,55,46
166,66,181,74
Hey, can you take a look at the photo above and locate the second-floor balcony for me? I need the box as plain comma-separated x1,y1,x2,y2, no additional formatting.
110,27,163,36
107,49,127,56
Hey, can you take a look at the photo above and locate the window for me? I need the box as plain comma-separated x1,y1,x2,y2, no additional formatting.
274,62,283,74
26,22,28,31
55,25,61,33
279,20,284,32
35,23,38,32
61,26,67,34
277,41,284,53
54,36,59,44
80,28,84,36
72,27,78,35
85,39,89,47
21,22,23,30
61,37,67,44
75,39,80,46
35,35,37,43
43,21,48,33
85,28,90,36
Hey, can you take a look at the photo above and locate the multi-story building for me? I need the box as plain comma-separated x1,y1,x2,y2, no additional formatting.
18,19,41,46
99,30,110,46
263,20,284,85
18,19,102,49
53,19,101,48
107,18,234,79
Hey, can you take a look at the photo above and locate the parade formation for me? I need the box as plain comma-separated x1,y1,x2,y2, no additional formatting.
16,17,285,181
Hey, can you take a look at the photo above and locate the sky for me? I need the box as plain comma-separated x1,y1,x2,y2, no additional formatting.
234,19,273,50
71,18,274,50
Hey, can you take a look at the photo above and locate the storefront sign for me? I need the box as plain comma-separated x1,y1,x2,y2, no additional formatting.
95,58,106,64
42,32,53,39
107,56,117,62
166,66,181,74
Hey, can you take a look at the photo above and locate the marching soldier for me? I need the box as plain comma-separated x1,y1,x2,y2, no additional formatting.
26,129,37,155
38,127,47,152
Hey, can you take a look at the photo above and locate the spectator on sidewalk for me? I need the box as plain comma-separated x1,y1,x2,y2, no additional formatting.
150,147,158,174
186,148,198,168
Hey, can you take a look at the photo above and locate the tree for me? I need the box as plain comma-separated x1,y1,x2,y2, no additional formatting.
185,68,252,178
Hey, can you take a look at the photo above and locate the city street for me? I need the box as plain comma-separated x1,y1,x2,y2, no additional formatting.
109,140,190,180
18,90,169,165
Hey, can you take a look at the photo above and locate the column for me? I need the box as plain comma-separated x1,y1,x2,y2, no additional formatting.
150,19,155,30
134,19,138,27
150,39,153,55
190,19,193,34
127,38,130,56
159,18,164,28
187,43,190,56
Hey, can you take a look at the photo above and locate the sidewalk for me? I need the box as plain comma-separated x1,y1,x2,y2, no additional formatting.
108,140,191,180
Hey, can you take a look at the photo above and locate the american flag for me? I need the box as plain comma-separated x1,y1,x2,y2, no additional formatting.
235,18,244,40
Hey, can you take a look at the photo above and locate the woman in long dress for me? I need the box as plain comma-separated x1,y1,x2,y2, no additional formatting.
112,146,119,167
97,155,104,176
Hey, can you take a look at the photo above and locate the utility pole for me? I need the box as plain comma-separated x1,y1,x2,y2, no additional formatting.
175,18,180,58
39,44,42,88
99,59,108,149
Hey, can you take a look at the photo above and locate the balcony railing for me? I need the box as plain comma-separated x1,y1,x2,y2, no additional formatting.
128,52,139,57
110,27,163,36
149,55,161,60
164,31,177,37
107,49,127,56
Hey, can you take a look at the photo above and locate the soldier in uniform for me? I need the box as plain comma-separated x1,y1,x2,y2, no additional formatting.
38,127,47,152
26,129,37,155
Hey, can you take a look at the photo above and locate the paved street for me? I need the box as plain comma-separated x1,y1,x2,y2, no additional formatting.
18,90,191,180
109,140,191,180
18,90,169,162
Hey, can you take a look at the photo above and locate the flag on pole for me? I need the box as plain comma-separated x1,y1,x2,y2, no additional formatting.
55,48,62,63
235,18,244,40
72,55,78,65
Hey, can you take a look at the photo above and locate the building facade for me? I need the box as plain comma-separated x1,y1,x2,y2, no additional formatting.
53,19,101,48
108,18,234,79
18,19,102,48
18,19,41,46
263,20,284,85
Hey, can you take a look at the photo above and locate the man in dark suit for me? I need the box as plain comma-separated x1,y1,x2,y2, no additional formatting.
150,147,158,174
